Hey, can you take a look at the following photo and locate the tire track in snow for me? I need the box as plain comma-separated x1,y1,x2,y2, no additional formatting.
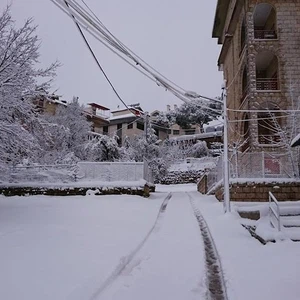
88,192,172,300
187,192,229,300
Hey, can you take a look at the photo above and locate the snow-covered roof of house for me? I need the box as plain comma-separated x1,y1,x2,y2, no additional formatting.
203,116,224,129
169,131,223,142
111,107,143,115
109,112,139,121
88,103,110,111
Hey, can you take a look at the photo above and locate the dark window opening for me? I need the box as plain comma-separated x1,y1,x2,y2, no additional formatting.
137,123,144,131
254,4,277,39
103,126,108,135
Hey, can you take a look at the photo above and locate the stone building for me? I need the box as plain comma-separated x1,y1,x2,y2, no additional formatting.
212,0,300,152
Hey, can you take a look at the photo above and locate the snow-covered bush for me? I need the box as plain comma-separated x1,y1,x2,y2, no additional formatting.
84,135,120,162
187,141,209,158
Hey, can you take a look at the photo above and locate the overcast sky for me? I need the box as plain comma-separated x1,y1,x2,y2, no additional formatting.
7,0,222,112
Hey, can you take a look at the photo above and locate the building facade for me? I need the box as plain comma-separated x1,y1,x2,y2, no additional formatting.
213,0,300,152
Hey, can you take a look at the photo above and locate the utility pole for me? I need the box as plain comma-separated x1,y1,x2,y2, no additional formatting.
144,112,149,159
144,112,149,143
222,83,231,213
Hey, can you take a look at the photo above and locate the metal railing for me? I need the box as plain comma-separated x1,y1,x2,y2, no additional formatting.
207,156,223,192
256,78,279,91
6,162,152,184
9,164,78,183
254,30,277,39
232,151,297,179
258,134,281,145
205,151,299,193
269,191,281,231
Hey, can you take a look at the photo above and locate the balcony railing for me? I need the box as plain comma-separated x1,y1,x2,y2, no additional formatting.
258,134,281,145
254,30,277,39
256,78,279,91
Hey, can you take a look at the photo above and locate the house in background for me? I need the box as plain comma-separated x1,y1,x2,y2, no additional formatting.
107,104,168,146
84,103,110,134
32,93,109,135
150,105,223,149
108,104,145,146
32,92,67,115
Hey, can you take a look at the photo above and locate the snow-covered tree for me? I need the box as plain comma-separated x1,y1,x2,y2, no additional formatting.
45,97,91,160
84,134,120,162
186,141,209,158
0,7,58,171
171,99,221,130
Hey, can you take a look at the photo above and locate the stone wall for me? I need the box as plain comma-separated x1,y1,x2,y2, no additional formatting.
214,181,300,202
160,170,205,185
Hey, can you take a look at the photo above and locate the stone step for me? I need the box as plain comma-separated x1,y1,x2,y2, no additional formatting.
282,227,300,241
281,216,300,228
279,205,300,216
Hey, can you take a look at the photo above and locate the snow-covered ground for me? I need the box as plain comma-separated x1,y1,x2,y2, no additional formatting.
0,193,164,300
191,193,300,300
1,185,300,300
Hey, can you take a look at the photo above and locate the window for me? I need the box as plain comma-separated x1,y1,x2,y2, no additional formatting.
103,126,108,135
137,123,144,131
167,129,172,134
173,130,180,135
127,123,133,129
185,129,195,135
253,4,277,39
256,52,279,91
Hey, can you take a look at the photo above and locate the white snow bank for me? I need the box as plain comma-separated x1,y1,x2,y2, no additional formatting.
156,183,197,192
191,192,300,300
0,179,147,189
0,193,164,300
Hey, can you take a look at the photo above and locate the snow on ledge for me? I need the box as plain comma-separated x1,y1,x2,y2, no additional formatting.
230,178,300,184
0,180,147,189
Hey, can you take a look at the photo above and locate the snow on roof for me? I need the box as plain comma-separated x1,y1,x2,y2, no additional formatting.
88,103,110,111
111,107,143,115
170,131,223,142
203,116,224,129
291,133,300,147
109,113,139,121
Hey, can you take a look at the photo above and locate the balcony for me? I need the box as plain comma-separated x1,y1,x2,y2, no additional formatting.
258,135,281,145
256,78,279,91
254,30,277,40
253,3,277,40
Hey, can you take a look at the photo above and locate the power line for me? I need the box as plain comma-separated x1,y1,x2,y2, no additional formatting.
62,0,137,115
51,0,222,107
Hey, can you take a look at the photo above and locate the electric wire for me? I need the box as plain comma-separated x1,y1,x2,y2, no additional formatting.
62,0,140,117
51,0,222,107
